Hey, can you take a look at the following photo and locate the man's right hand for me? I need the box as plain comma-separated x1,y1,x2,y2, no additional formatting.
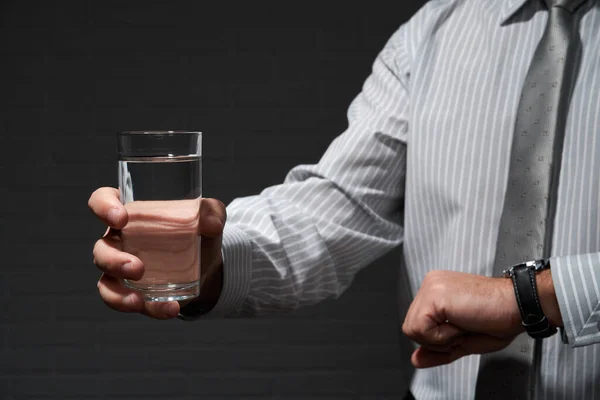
88,187,226,319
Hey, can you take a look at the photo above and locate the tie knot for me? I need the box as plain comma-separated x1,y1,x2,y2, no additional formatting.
544,0,587,13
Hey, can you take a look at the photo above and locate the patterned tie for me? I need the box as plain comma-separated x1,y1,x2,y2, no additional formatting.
474,0,586,399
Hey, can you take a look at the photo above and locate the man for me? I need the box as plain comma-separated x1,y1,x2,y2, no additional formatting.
88,0,600,398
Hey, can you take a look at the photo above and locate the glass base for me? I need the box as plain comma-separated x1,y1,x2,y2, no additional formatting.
124,280,200,302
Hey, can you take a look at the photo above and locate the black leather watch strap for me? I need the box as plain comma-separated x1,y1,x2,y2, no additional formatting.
509,261,557,339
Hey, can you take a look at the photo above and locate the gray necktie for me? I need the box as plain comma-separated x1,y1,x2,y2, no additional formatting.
474,0,586,399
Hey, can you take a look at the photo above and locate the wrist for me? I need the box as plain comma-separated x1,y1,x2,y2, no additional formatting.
499,276,527,335
179,262,223,313
536,268,563,328
198,261,224,309
503,260,563,338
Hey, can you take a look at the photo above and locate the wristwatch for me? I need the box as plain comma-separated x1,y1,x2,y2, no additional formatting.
503,259,558,339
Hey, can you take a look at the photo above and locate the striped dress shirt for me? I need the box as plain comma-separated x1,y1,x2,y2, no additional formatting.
181,0,600,398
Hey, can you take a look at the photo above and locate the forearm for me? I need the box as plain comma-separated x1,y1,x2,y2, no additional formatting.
182,163,406,319
222,176,405,316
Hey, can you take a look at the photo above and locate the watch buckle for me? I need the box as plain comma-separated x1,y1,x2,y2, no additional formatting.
501,260,542,278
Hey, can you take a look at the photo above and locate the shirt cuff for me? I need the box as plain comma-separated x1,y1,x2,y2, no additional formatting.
551,252,600,347
178,223,253,320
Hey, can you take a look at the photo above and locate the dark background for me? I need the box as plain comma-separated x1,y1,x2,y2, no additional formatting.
1,1,427,398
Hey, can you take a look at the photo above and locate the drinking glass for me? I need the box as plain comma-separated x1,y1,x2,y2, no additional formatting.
117,131,202,301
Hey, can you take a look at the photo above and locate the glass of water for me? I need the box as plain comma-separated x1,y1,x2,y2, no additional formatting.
117,131,202,302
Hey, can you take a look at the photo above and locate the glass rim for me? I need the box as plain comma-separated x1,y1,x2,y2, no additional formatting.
118,130,202,135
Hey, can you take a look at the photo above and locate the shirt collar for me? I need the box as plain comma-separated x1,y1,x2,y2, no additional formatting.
500,0,531,24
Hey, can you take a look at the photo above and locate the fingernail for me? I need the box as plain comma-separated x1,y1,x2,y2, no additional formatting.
108,207,121,226
121,262,135,276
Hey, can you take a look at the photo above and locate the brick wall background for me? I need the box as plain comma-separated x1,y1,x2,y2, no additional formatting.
1,0,426,398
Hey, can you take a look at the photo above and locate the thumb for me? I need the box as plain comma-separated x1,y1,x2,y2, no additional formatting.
411,333,513,369
199,198,226,238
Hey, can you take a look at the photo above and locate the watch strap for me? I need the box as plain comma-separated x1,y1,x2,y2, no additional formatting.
510,262,557,339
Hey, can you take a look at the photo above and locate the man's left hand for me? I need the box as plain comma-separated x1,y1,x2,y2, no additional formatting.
402,270,525,368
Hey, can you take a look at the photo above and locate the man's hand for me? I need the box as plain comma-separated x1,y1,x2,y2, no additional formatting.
88,187,226,319
402,270,525,369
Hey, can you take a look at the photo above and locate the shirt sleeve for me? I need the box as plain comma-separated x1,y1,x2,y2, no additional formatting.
180,24,413,318
551,252,600,347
